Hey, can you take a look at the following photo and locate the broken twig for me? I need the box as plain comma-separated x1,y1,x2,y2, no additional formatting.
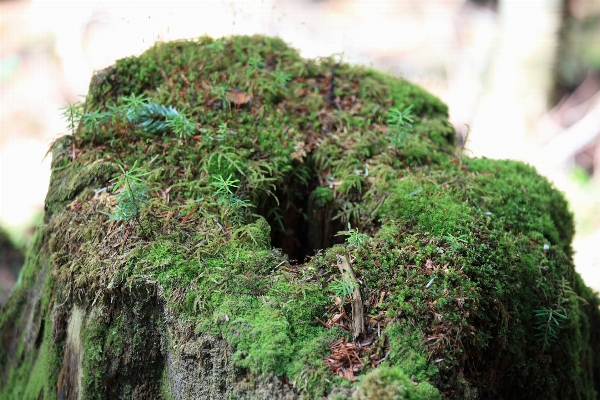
336,254,365,339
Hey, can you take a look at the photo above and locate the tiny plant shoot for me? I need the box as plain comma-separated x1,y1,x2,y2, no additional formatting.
166,108,196,139
534,308,568,351
211,174,250,225
336,223,370,252
247,55,265,75
113,94,197,138
328,278,358,306
207,39,225,53
273,70,292,88
387,104,414,127
120,93,150,123
81,110,111,138
110,161,151,221
60,102,84,135
386,104,415,149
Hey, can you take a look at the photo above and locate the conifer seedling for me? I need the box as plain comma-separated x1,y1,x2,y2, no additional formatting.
110,161,151,221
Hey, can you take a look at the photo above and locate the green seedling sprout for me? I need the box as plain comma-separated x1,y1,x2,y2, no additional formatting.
328,278,358,306
166,109,196,139
247,55,265,75
81,109,111,138
217,123,228,136
211,174,250,225
387,104,414,127
106,104,124,126
273,70,292,87
120,93,150,123
110,161,151,221
60,102,84,135
336,223,370,252
386,104,415,149
116,99,196,138
533,308,568,351
199,128,215,145
136,102,178,134
211,174,239,198
444,234,469,254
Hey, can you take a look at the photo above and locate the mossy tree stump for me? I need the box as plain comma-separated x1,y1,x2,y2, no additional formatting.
1,35,599,400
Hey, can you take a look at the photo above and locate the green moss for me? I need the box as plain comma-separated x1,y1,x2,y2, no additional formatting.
385,324,439,382
353,364,440,400
466,158,575,256
1,34,599,400
81,288,164,399
414,382,442,400
0,228,62,400
44,155,116,218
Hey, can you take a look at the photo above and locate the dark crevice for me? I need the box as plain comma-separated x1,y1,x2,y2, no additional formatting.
34,318,44,349
256,158,345,263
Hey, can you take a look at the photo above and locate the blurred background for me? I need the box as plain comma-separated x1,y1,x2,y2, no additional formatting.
1,0,599,304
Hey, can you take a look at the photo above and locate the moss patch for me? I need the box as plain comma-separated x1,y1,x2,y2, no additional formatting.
1,35,599,400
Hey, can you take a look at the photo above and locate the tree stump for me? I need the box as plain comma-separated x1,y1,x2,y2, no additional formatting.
1,35,599,400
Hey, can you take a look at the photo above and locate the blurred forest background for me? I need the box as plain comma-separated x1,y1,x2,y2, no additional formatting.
1,0,599,304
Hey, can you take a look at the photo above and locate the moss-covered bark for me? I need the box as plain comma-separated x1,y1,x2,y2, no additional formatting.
0,227,24,306
1,35,599,399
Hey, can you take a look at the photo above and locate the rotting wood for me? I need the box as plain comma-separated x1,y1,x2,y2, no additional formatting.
336,254,364,340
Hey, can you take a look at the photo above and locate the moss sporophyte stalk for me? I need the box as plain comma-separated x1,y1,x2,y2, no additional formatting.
1,35,598,400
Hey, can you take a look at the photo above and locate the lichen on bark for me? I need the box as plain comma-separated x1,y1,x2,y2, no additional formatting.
1,35,599,400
